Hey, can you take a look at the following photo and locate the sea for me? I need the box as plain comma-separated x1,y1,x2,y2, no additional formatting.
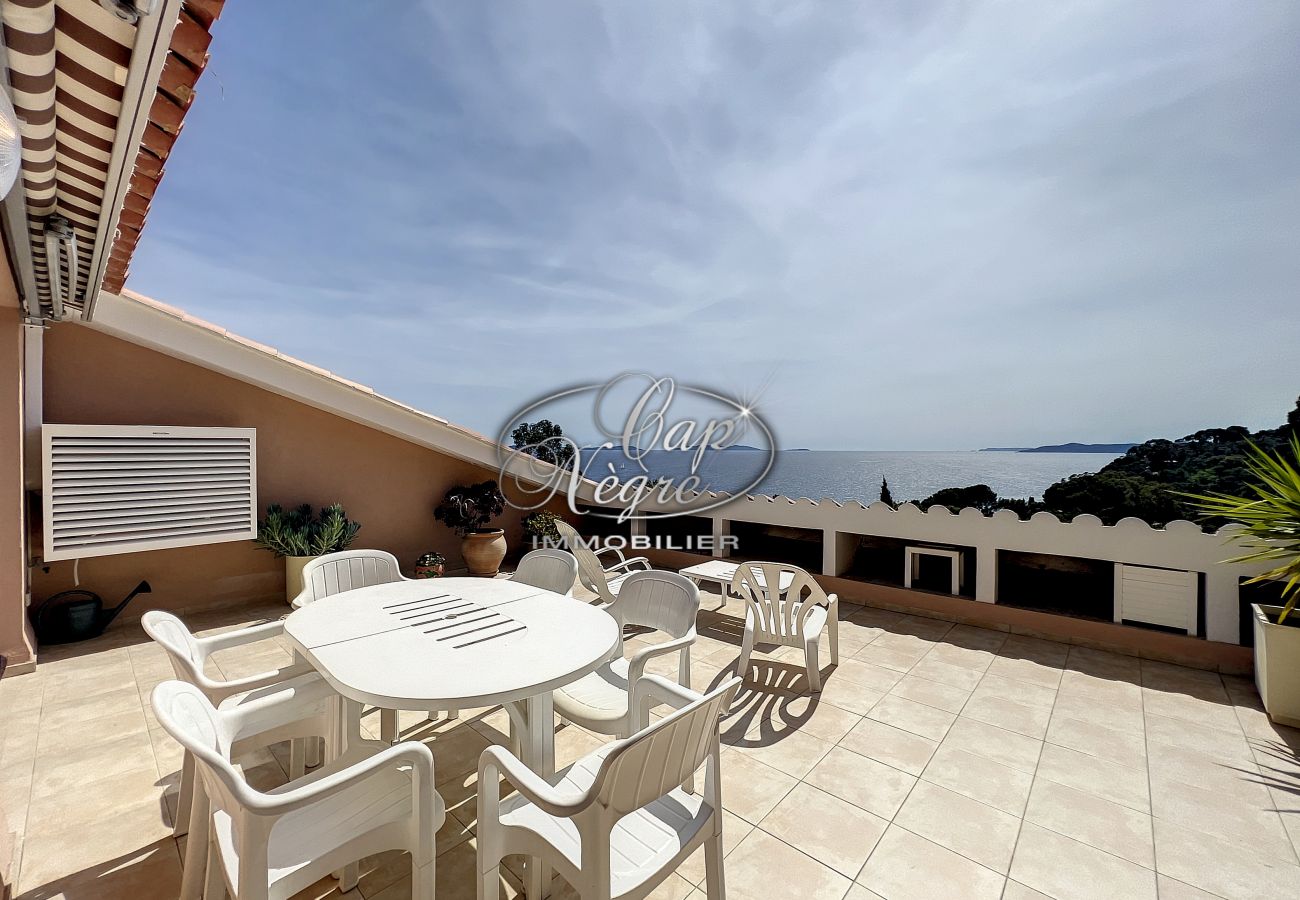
579,449,1121,504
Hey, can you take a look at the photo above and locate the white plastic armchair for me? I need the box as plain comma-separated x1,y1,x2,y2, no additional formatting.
552,570,700,739
291,549,406,609
152,680,444,900
141,612,329,822
555,520,650,606
731,561,839,691
289,549,414,740
510,548,579,595
479,674,740,900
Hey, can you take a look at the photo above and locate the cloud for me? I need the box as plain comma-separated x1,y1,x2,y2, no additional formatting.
130,0,1300,448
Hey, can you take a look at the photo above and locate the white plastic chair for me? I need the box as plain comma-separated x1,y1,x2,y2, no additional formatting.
731,561,840,692
290,549,413,740
552,570,699,739
291,549,407,610
555,520,650,606
479,674,740,900
141,612,330,824
152,680,443,900
510,548,579,595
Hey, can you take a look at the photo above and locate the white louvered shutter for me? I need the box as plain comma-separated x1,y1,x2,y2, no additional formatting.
42,425,257,561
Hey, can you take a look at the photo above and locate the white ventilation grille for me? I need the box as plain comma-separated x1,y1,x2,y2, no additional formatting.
42,425,257,561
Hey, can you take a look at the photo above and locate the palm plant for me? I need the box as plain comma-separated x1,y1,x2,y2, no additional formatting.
1185,435,1300,622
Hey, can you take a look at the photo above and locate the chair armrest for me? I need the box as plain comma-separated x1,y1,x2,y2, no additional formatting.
249,741,434,816
636,673,704,711
478,745,590,819
220,673,334,744
196,619,285,654
605,556,651,575
201,661,319,705
593,545,628,565
626,629,696,689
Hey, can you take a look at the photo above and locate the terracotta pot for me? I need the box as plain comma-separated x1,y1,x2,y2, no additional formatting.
284,555,318,603
462,529,507,576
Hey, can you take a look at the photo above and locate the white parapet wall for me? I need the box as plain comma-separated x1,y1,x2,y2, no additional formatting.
624,494,1269,646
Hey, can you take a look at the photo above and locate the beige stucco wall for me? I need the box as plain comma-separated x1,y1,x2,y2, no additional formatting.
0,254,34,671
33,323,536,619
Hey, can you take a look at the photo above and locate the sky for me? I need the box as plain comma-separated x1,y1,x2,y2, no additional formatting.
129,1,1300,451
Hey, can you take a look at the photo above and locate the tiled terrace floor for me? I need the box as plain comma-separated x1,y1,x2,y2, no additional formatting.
3,584,1300,900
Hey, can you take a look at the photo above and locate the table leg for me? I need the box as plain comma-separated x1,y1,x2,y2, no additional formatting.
513,693,556,898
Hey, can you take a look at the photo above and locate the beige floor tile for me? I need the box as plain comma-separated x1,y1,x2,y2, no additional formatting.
857,825,1005,900
1058,670,1143,706
1153,818,1300,900
959,696,1050,739
718,748,798,824
17,839,181,900
1144,712,1254,765
1010,823,1156,900
866,695,955,742
1149,773,1296,863
17,808,176,894
1024,778,1154,868
1044,713,1147,769
843,885,888,900
924,643,995,673
830,659,905,693
1066,646,1142,681
732,727,833,779
1155,874,1230,900
838,718,937,776
940,717,1042,774
907,657,985,691
970,673,1057,709
1035,743,1150,813
24,766,170,838
1050,690,1145,734
760,782,887,878
1146,743,1270,806
35,705,150,756
36,684,144,733
986,657,1064,691
724,828,851,900
1142,690,1242,734
811,678,885,716
805,746,916,820
921,745,1032,816
893,780,1021,872
888,674,971,714
29,730,157,800
853,643,929,674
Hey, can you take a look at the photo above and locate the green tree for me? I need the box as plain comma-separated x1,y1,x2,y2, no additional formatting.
879,477,895,506
919,484,999,515
511,419,576,468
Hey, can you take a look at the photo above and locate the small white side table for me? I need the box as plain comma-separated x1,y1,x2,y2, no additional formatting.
904,546,963,596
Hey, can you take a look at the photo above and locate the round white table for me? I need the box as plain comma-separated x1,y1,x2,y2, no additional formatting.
284,577,621,897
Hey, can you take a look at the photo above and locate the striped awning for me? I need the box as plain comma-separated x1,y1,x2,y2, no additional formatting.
0,0,221,318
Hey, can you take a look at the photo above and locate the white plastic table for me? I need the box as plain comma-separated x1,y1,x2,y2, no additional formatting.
284,577,620,896
680,559,796,609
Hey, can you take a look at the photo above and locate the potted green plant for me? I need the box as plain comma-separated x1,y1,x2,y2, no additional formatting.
414,552,446,578
522,510,562,547
255,503,361,601
1188,435,1300,725
435,480,507,576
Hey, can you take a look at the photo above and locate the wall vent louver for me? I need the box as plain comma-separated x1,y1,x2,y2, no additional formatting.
42,425,257,561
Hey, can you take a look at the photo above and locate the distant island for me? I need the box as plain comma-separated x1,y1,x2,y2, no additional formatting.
979,442,1136,454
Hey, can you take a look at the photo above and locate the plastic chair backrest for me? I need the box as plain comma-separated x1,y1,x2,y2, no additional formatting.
510,548,579,594
142,610,203,681
612,570,699,638
731,561,826,641
151,680,247,817
593,676,739,816
296,549,403,606
555,520,616,602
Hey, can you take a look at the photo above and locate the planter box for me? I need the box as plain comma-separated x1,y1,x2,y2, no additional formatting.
1254,603,1300,727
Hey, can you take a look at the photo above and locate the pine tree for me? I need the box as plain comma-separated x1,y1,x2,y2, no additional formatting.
879,477,895,506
